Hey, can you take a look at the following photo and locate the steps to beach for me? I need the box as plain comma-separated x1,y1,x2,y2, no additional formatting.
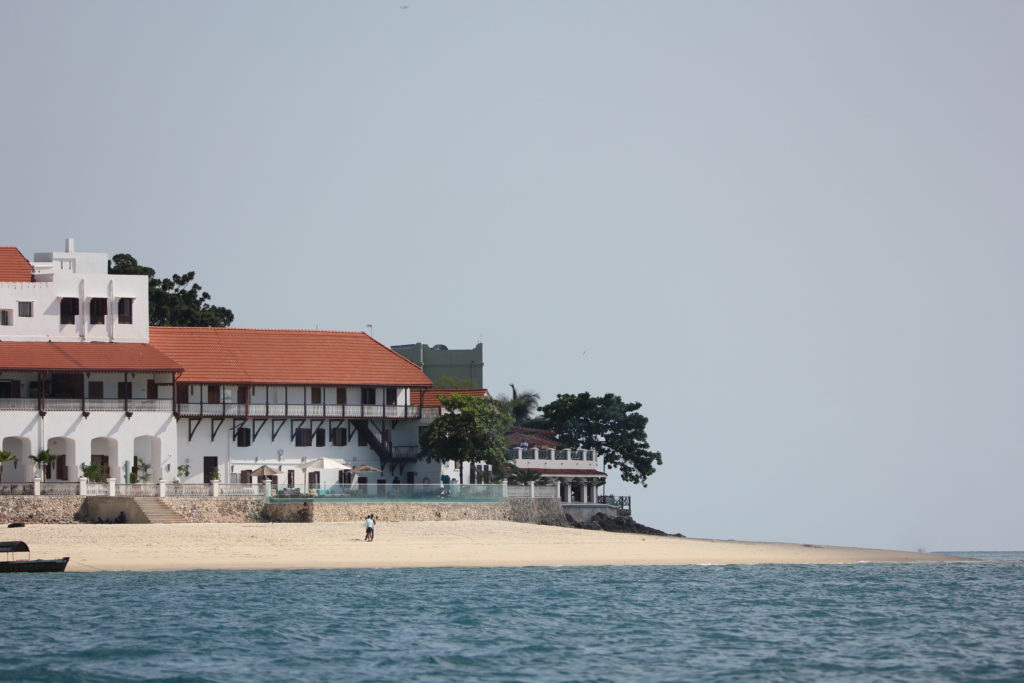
132,497,187,524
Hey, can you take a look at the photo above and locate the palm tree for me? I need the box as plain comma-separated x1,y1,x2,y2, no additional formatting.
508,465,546,485
501,384,540,426
0,450,14,482
29,449,56,481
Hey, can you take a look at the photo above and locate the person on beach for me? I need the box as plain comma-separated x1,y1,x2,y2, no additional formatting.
364,514,375,542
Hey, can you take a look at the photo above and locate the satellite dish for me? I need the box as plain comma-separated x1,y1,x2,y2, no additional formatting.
432,344,448,351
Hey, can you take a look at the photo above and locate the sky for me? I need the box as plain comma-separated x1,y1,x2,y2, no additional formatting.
2,1,1021,551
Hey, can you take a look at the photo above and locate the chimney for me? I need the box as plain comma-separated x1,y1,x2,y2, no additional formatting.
65,238,75,252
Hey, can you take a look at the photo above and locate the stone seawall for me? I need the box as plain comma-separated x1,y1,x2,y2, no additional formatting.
0,496,567,526
265,497,567,525
0,496,86,524
162,498,266,523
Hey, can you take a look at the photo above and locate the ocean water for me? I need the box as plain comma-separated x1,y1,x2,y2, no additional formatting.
1,554,1022,682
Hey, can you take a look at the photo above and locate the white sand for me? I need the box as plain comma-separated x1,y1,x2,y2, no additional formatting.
4,521,968,572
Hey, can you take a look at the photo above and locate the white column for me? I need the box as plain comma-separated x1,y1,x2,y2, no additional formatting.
555,479,562,502
33,477,41,496
158,479,167,498
212,480,221,497
79,477,88,496
107,477,116,496
529,481,535,499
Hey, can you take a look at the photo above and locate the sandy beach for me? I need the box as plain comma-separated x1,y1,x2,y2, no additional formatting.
4,521,968,572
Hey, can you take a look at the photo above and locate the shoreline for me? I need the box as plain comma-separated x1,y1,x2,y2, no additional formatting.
5,521,972,572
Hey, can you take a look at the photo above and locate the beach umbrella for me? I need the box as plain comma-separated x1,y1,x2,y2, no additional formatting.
350,464,381,473
303,457,351,471
251,465,282,477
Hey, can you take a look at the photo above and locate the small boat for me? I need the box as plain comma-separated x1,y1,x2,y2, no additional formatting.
0,541,70,573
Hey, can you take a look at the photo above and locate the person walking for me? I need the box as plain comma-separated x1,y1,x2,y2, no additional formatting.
364,514,375,542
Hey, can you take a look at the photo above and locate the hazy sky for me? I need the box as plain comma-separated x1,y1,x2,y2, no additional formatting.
3,2,1021,551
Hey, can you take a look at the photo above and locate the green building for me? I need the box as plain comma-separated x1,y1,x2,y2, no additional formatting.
391,342,484,389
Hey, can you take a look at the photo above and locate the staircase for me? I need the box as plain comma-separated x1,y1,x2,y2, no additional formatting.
351,420,418,466
133,497,187,524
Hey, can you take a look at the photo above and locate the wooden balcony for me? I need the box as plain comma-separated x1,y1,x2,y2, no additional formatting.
176,402,432,419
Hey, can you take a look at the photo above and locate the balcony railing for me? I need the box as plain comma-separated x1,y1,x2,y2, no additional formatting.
0,396,443,419
0,397,174,413
176,403,429,419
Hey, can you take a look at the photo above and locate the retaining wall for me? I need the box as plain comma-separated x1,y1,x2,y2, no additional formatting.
0,496,86,524
0,496,567,526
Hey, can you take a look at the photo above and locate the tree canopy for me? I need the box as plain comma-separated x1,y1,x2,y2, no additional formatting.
109,253,234,327
539,392,662,486
419,393,513,477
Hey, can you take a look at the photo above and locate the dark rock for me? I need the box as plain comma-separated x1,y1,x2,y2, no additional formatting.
566,512,684,537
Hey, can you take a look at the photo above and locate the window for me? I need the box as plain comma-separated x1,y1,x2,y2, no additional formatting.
177,383,190,405
310,386,322,404
208,385,221,404
308,471,320,487
89,298,108,324
331,428,348,447
236,428,252,448
117,382,132,399
17,301,33,317
295,428,312,447
336,386,347,404
60,298,80,324
385,387,398,406
89,382,104,399
0,310,11,326
361,387,376,405
117,298,133,324
314,428,325,448
147,380,158,400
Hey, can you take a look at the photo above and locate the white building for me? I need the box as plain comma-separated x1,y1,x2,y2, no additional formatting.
0,241,442,490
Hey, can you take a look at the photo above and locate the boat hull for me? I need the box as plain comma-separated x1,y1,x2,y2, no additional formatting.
0,557,70,573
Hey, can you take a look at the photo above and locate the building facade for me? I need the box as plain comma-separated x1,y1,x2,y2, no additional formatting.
0,241,447,490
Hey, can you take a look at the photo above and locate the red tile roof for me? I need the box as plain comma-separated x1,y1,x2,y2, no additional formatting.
505,426,564,449
148,327,434,386
413,388,490,407
0,247,33,282
517,468,606,477
0,342,182,372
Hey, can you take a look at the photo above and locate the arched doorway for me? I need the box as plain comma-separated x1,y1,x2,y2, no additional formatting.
90,437,118,482
1,436,32,483
132,436,161,484
46,436,76,482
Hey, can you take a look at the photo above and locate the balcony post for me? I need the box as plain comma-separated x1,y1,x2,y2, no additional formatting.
158,479,167,498
79,477,88,496
33,476,41,496
107,477,116,497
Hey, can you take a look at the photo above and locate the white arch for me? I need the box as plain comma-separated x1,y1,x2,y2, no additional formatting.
46,436,77,482
1,436,32,483
90,437,118,482
133,435,161,483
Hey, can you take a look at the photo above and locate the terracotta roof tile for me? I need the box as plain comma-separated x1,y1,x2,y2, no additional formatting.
0,247,33,282
505,426,564,449
0,342,182,372
148,327,434,386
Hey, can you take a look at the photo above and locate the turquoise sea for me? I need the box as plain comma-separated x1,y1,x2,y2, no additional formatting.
1,552,1022,681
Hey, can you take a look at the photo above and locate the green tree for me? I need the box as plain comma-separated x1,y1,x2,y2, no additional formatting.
109,253,234,327
539,392,662,486
0,450,15,481
29,449,57,481
81,461,106,483
419,394,513,482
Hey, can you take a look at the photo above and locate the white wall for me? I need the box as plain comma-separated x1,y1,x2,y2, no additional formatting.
0,246,149,343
